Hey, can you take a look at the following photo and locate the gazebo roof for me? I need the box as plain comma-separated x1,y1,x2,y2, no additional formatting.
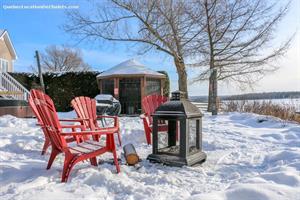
97,59,166,79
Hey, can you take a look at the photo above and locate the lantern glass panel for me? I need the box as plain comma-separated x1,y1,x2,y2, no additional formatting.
157,120,180,156
157,131,168,149
188,119,198,154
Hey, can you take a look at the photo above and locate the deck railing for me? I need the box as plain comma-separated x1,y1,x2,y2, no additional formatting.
192,101,224,112
0,72,30,100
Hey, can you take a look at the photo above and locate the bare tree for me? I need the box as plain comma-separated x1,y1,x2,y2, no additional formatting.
40,45,90,72
190,0,291,115
64,0,204,97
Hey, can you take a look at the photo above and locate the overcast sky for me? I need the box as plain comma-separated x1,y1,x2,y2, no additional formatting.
1,0,299,96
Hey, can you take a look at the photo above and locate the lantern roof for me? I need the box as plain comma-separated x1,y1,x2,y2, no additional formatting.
153,91,203,118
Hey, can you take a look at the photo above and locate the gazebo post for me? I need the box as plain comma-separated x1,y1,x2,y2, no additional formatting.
141,76,147,113
98,79,102,94
114,77,119,100
160,79,164,96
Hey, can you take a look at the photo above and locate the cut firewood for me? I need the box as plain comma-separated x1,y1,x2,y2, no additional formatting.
123,143,139,165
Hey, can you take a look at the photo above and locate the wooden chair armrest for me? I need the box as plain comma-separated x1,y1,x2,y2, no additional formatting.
95,126,119,132
61,124,85,129
96,115,119,128
96,115,117,119
61,129,116,137
59,118,89,122
140,113,146,119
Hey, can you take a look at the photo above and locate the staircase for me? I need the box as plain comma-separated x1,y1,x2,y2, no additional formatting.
0,72,30,101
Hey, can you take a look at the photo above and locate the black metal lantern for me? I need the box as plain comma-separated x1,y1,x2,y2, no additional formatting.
147,91,207,166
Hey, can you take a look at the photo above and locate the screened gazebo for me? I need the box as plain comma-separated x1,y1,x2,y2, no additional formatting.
97,59,166,115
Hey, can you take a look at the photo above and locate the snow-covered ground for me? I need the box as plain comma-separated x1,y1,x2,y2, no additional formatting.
0,112,300,200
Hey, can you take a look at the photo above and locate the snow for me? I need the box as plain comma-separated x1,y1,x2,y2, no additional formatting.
0,111,300,200
97,59,165,78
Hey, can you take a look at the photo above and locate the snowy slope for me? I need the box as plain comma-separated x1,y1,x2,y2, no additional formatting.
0,112,299,200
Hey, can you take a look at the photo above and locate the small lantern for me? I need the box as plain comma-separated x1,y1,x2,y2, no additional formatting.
147,91,206,166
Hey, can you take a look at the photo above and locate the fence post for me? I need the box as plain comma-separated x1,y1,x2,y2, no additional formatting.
35,50,45,93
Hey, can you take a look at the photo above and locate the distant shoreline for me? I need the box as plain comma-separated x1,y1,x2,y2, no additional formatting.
190,91,300,102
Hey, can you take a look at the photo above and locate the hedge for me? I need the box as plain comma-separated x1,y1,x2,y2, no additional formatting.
9,72,100,112
9,71,170,112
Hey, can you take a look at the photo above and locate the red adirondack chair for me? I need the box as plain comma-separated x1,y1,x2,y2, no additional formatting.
71,96,122,146
29,92,81,156
31,89,120,182
140,94,169,144
30,90,88,169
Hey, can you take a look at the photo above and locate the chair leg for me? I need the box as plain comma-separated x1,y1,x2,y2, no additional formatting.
142,118,152,145
108,134,120,173
90,157,98,166
41,138,51,155
47,147,60,170
112,145,120,173
61,155,77,182
145,128,151,145
117,131,122,146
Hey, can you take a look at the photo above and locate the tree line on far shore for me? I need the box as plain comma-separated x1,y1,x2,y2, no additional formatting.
191,91,300,102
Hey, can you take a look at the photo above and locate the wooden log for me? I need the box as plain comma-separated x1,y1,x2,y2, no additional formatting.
123,144,139,165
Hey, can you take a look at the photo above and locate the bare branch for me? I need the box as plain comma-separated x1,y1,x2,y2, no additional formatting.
40,45,91,72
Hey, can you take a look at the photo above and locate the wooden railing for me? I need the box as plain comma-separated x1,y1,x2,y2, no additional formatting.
0,72,30,100
192,101,224,112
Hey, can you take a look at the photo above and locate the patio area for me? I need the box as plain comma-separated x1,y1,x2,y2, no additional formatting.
1,111,299,200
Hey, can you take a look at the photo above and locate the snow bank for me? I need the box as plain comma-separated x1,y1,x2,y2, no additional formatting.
0,112,299,200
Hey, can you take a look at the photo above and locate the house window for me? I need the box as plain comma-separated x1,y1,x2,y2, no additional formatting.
0,59,9,72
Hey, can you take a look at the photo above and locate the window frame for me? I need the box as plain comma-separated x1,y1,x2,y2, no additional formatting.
0,58,9,72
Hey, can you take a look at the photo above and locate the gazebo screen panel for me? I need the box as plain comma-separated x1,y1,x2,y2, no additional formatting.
119,78,141,114
146,78,161,96
102,79,114,96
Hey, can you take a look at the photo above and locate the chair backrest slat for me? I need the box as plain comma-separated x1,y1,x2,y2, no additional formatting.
71,96,97,129
29,95,43,126
142,94,168,125
30,90,66,151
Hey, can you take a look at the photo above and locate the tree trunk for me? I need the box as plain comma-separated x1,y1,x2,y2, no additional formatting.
204,0,218,115
208,68,218,115
174,58,188,98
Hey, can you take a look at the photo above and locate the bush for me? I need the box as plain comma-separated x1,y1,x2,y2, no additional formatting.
223,100,300,123
9,72,100,112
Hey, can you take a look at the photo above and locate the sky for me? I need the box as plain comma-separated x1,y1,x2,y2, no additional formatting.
0,0,299,96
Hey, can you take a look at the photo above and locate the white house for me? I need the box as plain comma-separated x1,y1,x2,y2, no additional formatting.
0,29,29,101
0,29,17,72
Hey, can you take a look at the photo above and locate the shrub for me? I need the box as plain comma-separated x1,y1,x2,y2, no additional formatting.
223,100,300,123
9,72,100,112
